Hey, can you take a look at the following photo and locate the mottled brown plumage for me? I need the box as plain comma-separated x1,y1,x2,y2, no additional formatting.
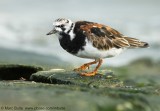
76,21,149,50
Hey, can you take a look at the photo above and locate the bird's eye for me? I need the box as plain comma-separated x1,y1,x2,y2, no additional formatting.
57,25,64,28
60,25,64,27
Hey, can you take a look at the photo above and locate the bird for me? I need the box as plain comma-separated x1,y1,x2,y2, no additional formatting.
46,18,149,76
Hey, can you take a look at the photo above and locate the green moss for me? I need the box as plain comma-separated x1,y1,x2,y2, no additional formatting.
0,57,160,111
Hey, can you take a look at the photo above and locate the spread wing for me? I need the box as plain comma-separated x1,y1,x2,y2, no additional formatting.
75,21,130,50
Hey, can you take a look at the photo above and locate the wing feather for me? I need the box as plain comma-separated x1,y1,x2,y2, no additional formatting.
75,21,147,50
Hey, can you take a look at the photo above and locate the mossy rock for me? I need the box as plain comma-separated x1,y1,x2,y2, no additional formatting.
30,69,123,88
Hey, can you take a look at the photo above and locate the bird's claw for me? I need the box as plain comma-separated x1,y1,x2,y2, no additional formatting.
80,71,97,76
73,64,90,71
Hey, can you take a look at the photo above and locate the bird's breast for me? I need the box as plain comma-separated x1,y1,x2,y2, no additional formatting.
58,32,86,54
75,39,125,59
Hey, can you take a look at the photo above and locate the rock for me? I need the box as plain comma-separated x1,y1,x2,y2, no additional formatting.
0,64,159,111
30,69,123,88
0,80,158,111
0,64,43,80
0,81,124,111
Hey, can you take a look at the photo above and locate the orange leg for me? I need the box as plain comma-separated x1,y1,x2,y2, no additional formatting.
74,60,98,71
80,59,103,76
74,59,103,76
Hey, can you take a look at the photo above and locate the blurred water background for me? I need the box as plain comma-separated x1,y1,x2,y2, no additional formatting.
0,0,160,67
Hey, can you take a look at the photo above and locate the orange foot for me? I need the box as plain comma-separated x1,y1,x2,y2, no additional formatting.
80,71,97,76
75,59,103,76
73,60,98,71
73,63,90,71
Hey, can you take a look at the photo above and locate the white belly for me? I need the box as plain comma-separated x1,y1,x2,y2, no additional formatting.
76,41,125,59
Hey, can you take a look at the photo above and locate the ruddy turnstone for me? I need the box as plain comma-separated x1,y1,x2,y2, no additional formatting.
46,18,149,76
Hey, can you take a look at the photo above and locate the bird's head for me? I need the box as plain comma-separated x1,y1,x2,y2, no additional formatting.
46,18,73,35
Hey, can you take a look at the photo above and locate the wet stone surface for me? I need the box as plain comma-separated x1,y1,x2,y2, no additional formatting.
0,62,160,111
30,69,123,88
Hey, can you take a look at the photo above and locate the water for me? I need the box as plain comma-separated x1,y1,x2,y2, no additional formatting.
0,0,160,66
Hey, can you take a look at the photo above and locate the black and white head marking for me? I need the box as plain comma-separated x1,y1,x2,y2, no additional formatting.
67,23,74,34
48,18,75,40
54,18,73,33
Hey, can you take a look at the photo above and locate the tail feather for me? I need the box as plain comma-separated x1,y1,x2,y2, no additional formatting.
123,37,149,48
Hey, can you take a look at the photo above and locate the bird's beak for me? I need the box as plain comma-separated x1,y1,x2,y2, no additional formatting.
46,28,57,35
